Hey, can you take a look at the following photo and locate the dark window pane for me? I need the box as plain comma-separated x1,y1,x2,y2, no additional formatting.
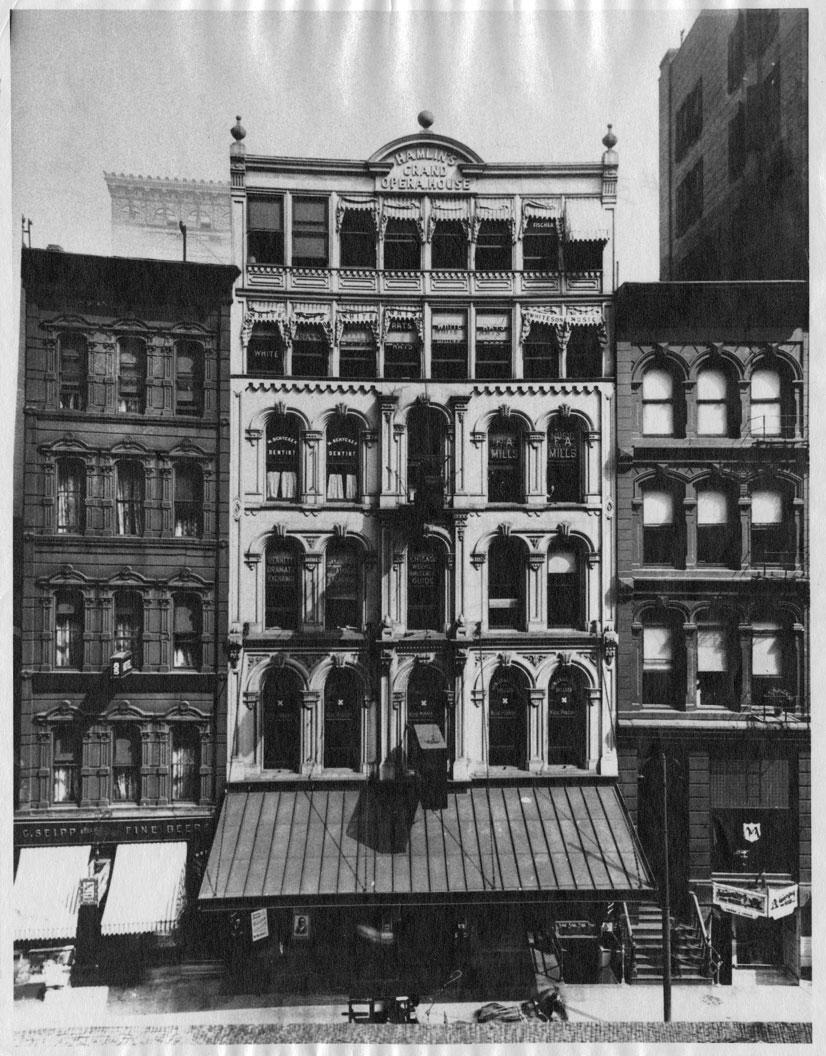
248,325,284,375
488,539,523,629
263,671,302,771
432,220,467,269
384,220,420,270
291,329,327,377
488,673,526,767
323,671,361,770
523,220,559,271
340,210,376,268
523,326,559,380
475,221,511,271
488,419,522,502
547,421,582,502
265,544,302,628
248,197,284,265
408,543,443,630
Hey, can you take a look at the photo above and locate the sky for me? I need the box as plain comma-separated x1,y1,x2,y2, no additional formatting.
7,6,705,283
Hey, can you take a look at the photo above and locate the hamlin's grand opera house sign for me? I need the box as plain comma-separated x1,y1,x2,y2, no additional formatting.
377,146,473,193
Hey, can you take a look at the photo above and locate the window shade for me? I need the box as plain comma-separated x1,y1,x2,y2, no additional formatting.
698,490,729,525
642,368,673,400
751,490,783,524
751,368,780,400
697,368,728,400
643,626,673,666
248,199,283,229
547,549,576,573
643,490,674,525
752,626,782,675
698,628,727,671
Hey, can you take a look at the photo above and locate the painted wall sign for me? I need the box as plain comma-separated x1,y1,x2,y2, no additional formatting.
548,430,579,461
15,816,212,846
378,148,472,193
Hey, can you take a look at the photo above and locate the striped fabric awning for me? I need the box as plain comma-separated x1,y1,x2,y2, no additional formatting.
100,842,188,936
199,782,653,908
14,845,92,942
564,198,610,243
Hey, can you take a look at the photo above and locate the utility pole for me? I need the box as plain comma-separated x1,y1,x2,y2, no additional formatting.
661,748,672,1022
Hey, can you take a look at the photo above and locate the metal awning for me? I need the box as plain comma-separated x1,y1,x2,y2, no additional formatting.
199,783,653,908
564,198,610,243
14,845,92,942
100,842,188,936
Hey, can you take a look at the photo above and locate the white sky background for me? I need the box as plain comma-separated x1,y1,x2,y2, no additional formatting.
8,6,701,280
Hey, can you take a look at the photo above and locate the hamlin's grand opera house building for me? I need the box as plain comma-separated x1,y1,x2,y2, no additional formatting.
198,115,653,990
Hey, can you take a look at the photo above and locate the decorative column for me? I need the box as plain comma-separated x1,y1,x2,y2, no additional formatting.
470,430,487,502
245,427,263,501
470,551,486,632
526,431,545,505
684,622,698,711
302,690,320,776
301,554,323,632
360,429,378,503
449,395,470,498
792,497,804,571
684,494,698,568
240,687,258,767
739,490,751,569
393,424,406,498
528,688,545,772
739,623,753,711
390,550,404,629
527,553,546,632
301,430,322,505
684,380,697,436
738,380,751,437
379,394,399,503
243,552,261,630
378,648,395,779
454,514,469,631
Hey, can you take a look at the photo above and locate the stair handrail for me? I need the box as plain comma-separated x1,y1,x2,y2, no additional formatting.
688,891,721,983
620,901,636,983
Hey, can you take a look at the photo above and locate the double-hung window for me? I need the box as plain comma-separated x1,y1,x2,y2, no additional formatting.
52,728,81,804
116,461,145,536
56,459,86,535
292,196,328,268
340,210,376,268
55,590,84,670
114,590,143,670
173,593,202,670
475,312,511,380
247,196,284,265
431,311,467,380
118,337,146,413
171,727,200,802
58,333,88,411
475,221,511,271
112,725,141,803
174,463,203,538
175,340,204,417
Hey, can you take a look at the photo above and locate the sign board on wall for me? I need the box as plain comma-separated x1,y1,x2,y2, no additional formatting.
712,882,767,919
767,885,798,920
251,909,269,942
377,147,472,193
78,877,99,906
292,912,310,940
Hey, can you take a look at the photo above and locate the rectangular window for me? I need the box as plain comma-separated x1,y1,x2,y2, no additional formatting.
475,312,511,380
547,550,580,627
475,221,512,271
55,592,84,670
339,210,376,268
643,490,677,565
697,626,731,708
697,490,735,566
292,196,329,267
675,79,703,163
118,338,146,413
642,625,674,707
247,196,284,265
751,490,789,564
171,727,200,802
116,462,145,536
431,311,467,380
173,597,202,669
59,335,87,411
710,757,788,810
325,550,360,630
383,220,421,271
338,327,375,380
114,593,143,670
383,330,420,380
676,159,703,237
291,329,328,378
523,326,558,380
728,104,746,182
56,461,85,535
175,341,203,417
112,726,140,803
431,220,467,270
52,728,80,804
523,218,559,271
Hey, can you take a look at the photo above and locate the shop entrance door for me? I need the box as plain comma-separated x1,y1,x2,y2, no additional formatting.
735,916,783,967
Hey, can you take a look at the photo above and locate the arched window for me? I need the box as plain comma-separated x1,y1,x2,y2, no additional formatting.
115,460,145,536
52,726,81,804
547,544,583,628
171,726,200,802
697,365,739,436
174,463,203,537
751,617,795,711
696,610,739,709
641,612,684,708
118,337,146,413
432,220,467,269
566,328,603,379
263,668,302,771
547,416,583,502
323,668,361,771
697,484,738,567
642,483,684,567
384,219,420,271
488,667,528,768
112,724,141,803
175,340,204,417
548,666,588,767
291,324,328,377
326,415,360,502
642,365,684,437
114,590,143,670
407,539,445,631
325,540,362,630
384,321,420,380
247,323,285,376
339,326,376,379
750,360,795,438
55,589,84,670
56,458,86,534
407,665,447,733
173,593,202,670
523,323,559,380
266,413,300,501
487,416,523,503
751,486,794,565
475,220,511,271
265,539,302,630
58,333,87,410
407,404,446,510
488,537,524,629
340,209,376,269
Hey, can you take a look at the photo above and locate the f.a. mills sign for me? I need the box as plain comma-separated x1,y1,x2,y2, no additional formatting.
378,147,472,193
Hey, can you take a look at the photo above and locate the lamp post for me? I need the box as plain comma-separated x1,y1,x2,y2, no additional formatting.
661,748,672,1023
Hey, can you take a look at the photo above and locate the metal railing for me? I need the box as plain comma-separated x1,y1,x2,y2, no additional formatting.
688,891,722,983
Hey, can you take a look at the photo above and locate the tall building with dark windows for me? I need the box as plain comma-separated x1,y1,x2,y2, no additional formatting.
197,116,654,992
615,280,810,982
659,9,807,280
14,248,237,974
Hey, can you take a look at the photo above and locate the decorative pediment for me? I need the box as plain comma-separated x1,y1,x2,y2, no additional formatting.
35,701,85,724
108,566,154,586
41,314,92,332
40,435,96,455
167,439,210,458
162,700,209,721
112,317,151,333
38,564,93,587
165,567,210,589
103,700,151,720
169,321,211,337
110,438,152,457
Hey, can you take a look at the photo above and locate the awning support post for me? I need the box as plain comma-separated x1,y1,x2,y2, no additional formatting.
661,748,672,1023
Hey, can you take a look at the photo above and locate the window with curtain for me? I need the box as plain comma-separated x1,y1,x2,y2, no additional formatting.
55,590,84,670
265,540,302,629
384,325,420,380
407,540,444,631
432,220,467,269
750,367,782,437
697,367,736,436
114,590,143,669
58,333,88,410
117,337,147,413
116,460,145,536
247,195,284,264
751,621,787,708
643,487,679,565
56,458,86,534
292,196,328,267
291,325,328,377
383,219,420,270
697,487,737,566
431,311,467,380
751,488,791,564
339,326,376,379
488,538,524,629
547,547,582,628
173,593,202,669
522,323,559,380
323,668,361,771
325,541,361,630
697,622,733,708
642,623,677,707
475,220,512,271
488,669,527,768
266,413,300,500
52,727,81,804
475,311,511,380
174,463,203,537
171,726,200,802
175,340,204,417
488,416,523,502
340,209,376,268
547,417,583,502
326,415,359,501
111,724,141,803
263,668,302,771
247,323,284,375
523,218,559,271
642,367,676,435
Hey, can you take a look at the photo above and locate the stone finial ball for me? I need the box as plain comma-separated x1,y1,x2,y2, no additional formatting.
417,110,434,129
602,123,618,149
231,116,246,142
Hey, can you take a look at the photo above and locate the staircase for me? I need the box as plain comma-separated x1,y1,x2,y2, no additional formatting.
630,903,710,985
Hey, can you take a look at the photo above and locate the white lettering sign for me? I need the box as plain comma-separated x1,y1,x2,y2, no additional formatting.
251,908,269,942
